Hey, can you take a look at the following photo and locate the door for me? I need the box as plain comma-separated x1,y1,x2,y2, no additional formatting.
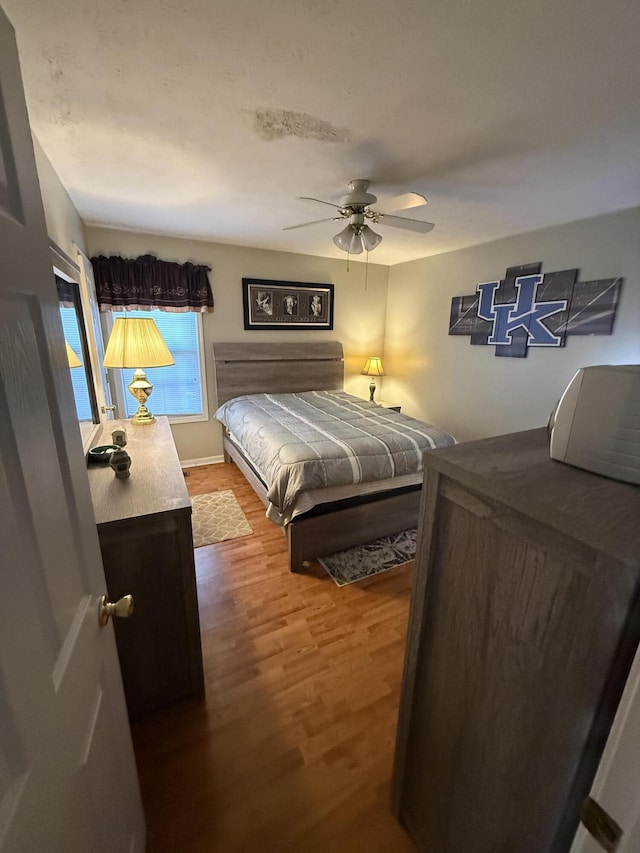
0,7,145,852
570,645,640,853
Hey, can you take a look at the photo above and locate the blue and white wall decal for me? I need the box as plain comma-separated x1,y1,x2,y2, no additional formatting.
449,262,622,358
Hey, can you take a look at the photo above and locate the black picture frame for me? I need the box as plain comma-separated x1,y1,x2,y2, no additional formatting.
242,278,334,330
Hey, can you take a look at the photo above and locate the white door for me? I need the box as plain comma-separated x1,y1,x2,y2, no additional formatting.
570,645,640,853
0,7,145,852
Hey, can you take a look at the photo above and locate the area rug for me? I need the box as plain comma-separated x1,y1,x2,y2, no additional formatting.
191,490,253,548
318,528,417,587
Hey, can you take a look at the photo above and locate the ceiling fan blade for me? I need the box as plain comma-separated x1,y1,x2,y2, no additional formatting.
374,192,427,215
282,216,342,231
299,196,341,210
378,214,435,233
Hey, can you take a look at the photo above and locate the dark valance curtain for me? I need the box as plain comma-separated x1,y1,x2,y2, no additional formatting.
90,254,214,313
55,274,76,307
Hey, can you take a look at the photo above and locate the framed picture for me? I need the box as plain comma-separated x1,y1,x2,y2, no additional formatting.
242,278,334,330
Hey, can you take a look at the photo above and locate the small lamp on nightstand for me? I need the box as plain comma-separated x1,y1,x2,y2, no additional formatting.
361,356,385,403
103,317,174,424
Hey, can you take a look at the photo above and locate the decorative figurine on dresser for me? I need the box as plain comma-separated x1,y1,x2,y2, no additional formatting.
109,447,132,478
392,427,640,853
111,426,127,447
87,417,205,718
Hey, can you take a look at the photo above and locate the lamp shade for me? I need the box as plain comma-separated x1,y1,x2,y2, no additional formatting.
333,224,383,255
103,317,174,368
65,341,82,368
361,356,385,377
333,224,364,255
360,225,383,252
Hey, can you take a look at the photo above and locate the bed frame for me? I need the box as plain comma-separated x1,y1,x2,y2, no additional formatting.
212,342,421,572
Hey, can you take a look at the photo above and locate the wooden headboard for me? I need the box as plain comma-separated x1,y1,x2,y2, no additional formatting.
212,342,344,407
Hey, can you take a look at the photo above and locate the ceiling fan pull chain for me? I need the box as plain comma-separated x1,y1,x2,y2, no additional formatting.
365,251,369,290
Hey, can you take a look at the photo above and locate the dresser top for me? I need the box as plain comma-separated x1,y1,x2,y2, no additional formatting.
87,417,191,526
425,428,640,567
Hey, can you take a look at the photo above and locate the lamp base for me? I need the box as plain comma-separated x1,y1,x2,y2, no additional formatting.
369,379,376,402
131,404,156,424
128,368,156,424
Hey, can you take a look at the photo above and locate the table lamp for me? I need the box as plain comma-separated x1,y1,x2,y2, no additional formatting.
65,341,82,368
103,317,174,424
361,356,385,402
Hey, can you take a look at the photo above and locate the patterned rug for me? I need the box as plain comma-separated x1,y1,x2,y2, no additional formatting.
191,490,253,548
318,528,417,587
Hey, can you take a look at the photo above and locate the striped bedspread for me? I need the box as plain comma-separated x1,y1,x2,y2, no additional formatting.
215,391,455,525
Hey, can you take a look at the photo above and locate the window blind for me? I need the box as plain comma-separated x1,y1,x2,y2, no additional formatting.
113,309,204,418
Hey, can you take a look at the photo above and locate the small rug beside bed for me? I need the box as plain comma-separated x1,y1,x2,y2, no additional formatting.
191,490,253,548
318,528,418,587
191,489,415,582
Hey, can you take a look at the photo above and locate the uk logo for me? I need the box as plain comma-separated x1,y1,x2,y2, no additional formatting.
449,262,622,358
477,274,567,347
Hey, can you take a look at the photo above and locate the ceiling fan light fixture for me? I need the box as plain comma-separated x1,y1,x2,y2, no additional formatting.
360,224,383,252
333,223,382,255
289,180,432,251
333,224,363,254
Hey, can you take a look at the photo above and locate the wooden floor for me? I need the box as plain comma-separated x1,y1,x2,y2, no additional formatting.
131,462,417,853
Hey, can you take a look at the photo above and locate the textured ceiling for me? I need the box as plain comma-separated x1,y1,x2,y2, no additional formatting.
4,0,640,265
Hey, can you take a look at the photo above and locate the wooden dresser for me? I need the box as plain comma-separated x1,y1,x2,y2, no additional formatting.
88,417,205,718
392,428,640,853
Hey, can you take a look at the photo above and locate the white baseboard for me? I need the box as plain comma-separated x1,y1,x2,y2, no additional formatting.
180,454,225,468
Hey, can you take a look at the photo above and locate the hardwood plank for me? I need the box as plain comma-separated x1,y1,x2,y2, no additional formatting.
391,467,440,816
395,432,640,853
131,461,417,852
212,341,345,406
424,428,640,566
213,341,344,362
288,489,421,568
89,416,204,717
88,417,191,524
214,361,344,407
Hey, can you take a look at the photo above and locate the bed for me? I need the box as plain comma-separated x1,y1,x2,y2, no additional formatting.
213,342,455,572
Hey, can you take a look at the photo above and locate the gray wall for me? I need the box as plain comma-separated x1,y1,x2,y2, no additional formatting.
383,207,640,442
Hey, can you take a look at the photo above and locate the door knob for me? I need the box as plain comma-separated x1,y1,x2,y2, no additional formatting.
579,797,623,851
99,594,134,627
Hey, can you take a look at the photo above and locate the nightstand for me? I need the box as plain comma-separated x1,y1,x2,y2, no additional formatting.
377,401,401,413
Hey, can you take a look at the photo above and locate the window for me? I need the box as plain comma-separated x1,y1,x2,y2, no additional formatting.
106,309,207,423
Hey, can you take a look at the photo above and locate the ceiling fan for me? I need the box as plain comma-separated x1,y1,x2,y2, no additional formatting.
283,179,435,254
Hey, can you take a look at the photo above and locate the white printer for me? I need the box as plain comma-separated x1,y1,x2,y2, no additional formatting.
549,364,640,486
